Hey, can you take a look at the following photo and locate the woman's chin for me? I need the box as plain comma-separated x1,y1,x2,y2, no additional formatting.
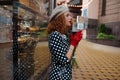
66,26,71,30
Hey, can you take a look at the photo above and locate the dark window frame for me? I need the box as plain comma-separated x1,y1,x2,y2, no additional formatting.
0,0,13,5
101,0,106,16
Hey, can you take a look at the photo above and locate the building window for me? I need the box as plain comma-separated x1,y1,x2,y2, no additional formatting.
83,9,88,17
101,0,106,16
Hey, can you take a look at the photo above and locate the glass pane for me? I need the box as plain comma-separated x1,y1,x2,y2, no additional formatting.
0,5,13,80
17,7,50,80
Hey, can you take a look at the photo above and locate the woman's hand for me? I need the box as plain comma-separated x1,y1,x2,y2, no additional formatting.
70,30,83,47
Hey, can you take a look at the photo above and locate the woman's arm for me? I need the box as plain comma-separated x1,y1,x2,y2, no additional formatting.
66,30,83,60
49,31,70,65
66,45,75,60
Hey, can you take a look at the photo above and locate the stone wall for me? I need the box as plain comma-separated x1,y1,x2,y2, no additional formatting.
88,39,120,47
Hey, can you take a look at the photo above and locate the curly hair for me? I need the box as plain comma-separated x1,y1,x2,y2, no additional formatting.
46,14,67,34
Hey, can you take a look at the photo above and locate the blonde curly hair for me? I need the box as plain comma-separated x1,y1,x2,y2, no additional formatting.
46,14,67,34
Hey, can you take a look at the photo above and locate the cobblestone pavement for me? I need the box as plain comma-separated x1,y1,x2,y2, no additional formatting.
0,40,120,80
34,41,50,80
72,40,120,80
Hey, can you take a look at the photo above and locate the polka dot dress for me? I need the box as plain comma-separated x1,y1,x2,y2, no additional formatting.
48,31,72,80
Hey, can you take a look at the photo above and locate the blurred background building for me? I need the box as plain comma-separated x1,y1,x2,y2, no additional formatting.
82,0,120,47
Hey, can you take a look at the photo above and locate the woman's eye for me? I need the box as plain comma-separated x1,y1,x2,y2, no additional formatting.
66,14,69,17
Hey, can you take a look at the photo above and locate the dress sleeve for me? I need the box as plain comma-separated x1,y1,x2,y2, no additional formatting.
49,32,70,65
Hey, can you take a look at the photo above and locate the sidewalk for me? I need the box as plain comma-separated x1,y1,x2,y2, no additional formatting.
72,40,120,80
0,42,13,80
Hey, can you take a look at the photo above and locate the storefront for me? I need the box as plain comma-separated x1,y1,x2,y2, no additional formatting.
0,0,50,80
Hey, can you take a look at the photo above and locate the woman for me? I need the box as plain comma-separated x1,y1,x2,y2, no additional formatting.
46,5,83,80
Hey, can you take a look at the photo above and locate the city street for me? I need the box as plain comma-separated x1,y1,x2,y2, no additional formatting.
0,0,120,79
34,40,120,80
0,40,120,80
72,40,120,80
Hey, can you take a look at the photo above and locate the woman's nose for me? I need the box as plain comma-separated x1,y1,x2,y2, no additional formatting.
70,17,74,23
70,16,73,19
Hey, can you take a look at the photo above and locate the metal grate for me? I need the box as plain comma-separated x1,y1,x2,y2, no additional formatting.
18,39,37,79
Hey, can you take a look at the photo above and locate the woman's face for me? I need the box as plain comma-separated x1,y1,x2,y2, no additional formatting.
64,12,73,28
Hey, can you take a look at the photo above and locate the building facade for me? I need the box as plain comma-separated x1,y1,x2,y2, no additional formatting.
84,0,120,46
49,0,82,17
99,0,120,40
82,0,99,38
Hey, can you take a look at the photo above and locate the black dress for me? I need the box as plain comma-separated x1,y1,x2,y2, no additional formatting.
48,31,72,80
